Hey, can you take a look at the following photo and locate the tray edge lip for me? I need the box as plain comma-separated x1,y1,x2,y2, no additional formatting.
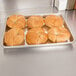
2,13,75,49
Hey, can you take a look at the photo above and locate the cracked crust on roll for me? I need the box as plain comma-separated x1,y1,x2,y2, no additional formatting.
27,16,44,28
4,28,24,46
45,15,63,28
26,28,48,45
48,27,70,43
7,15,26,29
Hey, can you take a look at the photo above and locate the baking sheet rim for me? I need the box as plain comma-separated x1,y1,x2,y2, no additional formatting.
2,13,75,48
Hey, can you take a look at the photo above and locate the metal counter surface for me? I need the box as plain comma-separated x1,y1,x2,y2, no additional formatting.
0,10,76,76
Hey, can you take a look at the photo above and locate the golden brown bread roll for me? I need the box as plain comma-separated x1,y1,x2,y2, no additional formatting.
45,15,63,28
27,16,44,28
26,28,48,45
4,28,25,46
48,27,70,42
7,15,26,29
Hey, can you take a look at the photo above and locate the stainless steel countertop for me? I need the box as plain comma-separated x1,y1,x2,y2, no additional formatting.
0,9,76,76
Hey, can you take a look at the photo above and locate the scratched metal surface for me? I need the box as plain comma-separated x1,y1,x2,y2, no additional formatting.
0,0,76,76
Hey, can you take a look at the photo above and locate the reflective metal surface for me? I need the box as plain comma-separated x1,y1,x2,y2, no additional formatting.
0,0,52,11
0,1,76,76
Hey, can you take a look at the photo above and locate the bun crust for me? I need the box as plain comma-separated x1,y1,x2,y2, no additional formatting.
7,15,26,29
45,15,63,28
27,16,44,28
26,28,48,44
48,27,70,42
4,28,24,46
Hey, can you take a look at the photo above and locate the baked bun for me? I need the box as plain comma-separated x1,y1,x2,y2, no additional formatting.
48,27,70,42
7,15,26,29
27,16,44,28
45,15,63,28
26,28,48,44
4,28,24,46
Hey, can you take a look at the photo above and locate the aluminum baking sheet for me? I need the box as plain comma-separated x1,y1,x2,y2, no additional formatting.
2,13,74,48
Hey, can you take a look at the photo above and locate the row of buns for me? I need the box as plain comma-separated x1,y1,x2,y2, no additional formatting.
4,15,71,46
6,15,63,29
